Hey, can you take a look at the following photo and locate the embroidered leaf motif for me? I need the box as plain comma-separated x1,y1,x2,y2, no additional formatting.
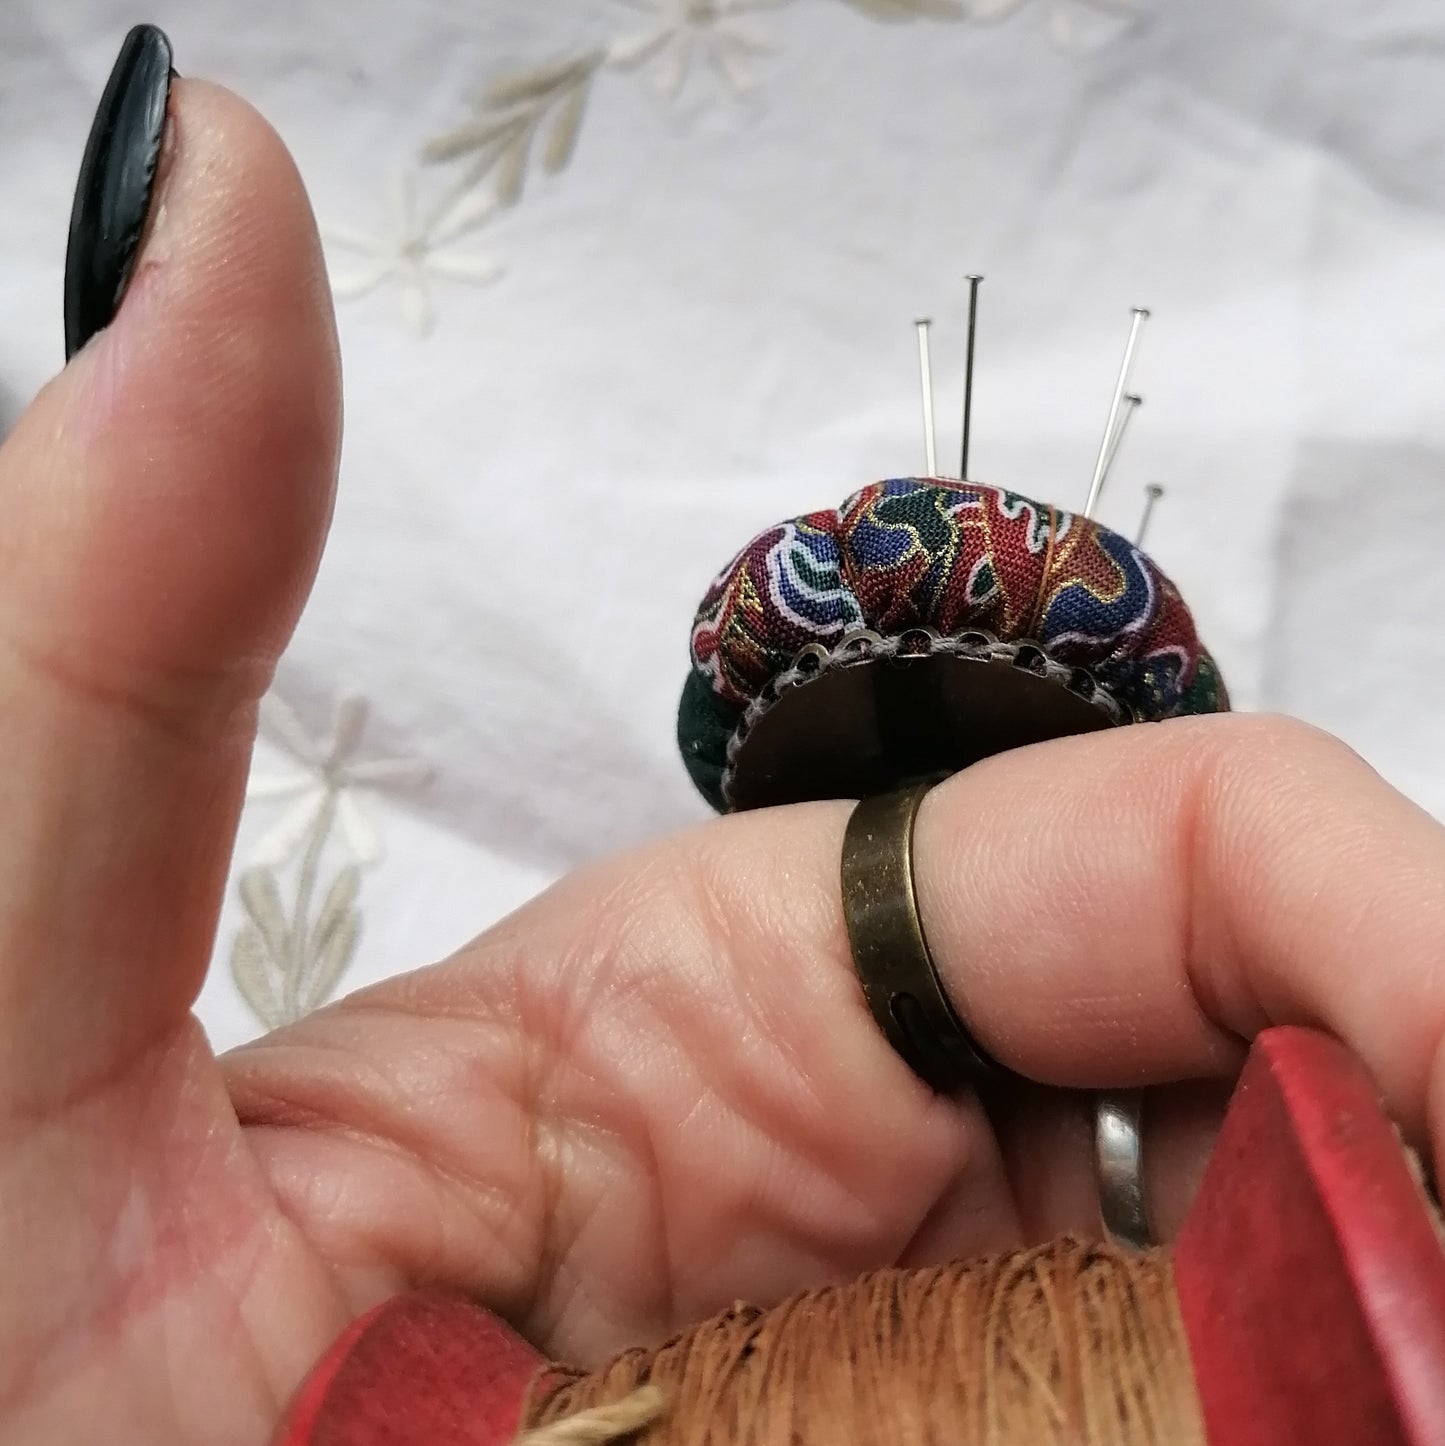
422,114,525,165
494,128,537,208
543,78,592,174
231,924,283,1030
423,47,603,201
835,0,966,19
336,0,1136,328
239,866,291,962
302,905,361,1016
308,864,361,963
481,52,605,108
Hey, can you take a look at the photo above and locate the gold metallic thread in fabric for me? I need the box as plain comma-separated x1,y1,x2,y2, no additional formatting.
841,781,1000,1091
521,1239,1206,1445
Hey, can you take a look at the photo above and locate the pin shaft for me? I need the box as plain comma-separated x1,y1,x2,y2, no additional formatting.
1100,392,1142,490
916,319,937,477
961,276,982,480
1135,483,1164,548
1084,308,1150,520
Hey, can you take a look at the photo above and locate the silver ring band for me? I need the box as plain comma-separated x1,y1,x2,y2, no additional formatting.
1095,1090,1150,1249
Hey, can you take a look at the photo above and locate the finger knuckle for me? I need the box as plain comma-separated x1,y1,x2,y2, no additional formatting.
1208,712,1370,785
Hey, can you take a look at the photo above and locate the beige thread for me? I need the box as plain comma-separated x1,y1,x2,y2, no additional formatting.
521,1239,1205,1445
514,1384,667,1445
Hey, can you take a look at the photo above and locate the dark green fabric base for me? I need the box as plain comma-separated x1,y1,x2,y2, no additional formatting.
677,670,742,813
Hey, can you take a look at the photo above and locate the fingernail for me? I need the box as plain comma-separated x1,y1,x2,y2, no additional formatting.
63,24,175,361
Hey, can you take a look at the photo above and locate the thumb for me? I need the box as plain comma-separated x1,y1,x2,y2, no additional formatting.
0,35,340,1114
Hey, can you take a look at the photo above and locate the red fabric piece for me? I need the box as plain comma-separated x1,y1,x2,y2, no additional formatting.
1174,1027,1445,1446
271,1294,549,1446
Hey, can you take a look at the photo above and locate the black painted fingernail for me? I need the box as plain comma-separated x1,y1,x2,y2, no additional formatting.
63,24,175,360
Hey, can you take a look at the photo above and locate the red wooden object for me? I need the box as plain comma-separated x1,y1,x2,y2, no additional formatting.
273,1293,549,1446
1174,1027,1445,1446
274,1027,1445,1445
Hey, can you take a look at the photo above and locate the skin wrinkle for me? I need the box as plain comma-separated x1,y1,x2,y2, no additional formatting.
151,1207,298,1436
233,986,602,1335
229,991,556,1309
246,1121,465,1311
558,848,1004,1328
0,625,271,751
274,827,948,1353
657,1079,856,1307
541,994,688,1343
1191,720,1418,1061
0,1020,197,1138
682,1000,929,1261
688,818,967,1215
1193,718,1444,1123
698,842,854,1117
238,1031,540,1293
1,1035,270,1421
617,853,950,1267
1174,728,1261,1055
170,1308,288,1443
548,1121,670,1353
520,921,658,1336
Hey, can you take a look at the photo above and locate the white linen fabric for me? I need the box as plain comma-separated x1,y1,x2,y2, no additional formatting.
2,0,1443,1051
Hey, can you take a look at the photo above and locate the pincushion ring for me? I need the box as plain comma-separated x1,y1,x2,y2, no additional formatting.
840,780,1004,1093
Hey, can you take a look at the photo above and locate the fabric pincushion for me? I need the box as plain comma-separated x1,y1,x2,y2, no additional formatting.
678,478,1228,811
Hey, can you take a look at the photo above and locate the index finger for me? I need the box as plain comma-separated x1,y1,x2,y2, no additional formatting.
909,711,1445,1145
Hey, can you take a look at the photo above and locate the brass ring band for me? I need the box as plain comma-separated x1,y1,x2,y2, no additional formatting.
841,781,1003,1093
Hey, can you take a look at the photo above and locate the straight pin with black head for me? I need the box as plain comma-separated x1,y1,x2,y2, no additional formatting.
1136,483,1165,548
960,275,982,480
1100,391,1142,492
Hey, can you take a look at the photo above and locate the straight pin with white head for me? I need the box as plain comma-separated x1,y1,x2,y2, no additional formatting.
960,275,982,481
915,318,937,476
1135,483,1164,548
1084,307,1150,520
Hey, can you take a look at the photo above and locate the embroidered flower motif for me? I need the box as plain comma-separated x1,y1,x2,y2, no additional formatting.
608,0,787,98
323,172,503,336
232,694,432,1030
246,693,432,868
331,0,1139,330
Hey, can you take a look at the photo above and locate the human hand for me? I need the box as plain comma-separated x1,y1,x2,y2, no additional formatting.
7,39,1444,1445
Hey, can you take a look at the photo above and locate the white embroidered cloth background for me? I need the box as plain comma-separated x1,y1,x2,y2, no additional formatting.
3,0,1443,1050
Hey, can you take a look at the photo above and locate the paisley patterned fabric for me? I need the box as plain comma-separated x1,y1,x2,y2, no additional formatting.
678,478,1228,810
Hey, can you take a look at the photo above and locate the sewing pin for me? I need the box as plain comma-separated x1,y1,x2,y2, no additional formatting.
1135,483,1165,548
960,275,982,480
1084,307,1150,520
1100,392,1142,491
915,318,937,477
